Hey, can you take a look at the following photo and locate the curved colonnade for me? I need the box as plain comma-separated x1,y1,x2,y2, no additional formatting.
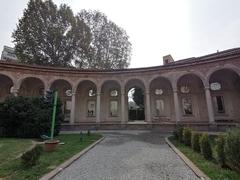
0,49,240,130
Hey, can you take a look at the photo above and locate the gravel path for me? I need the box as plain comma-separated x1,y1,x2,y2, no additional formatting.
53,131,199,180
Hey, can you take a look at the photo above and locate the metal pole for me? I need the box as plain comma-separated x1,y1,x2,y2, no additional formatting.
50,91,58,139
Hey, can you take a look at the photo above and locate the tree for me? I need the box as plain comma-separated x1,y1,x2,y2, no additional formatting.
77,10,132,69
132,87,144,108
12,0,91,67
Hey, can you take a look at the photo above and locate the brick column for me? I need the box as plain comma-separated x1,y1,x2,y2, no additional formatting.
96,92,101,124
11,87,19,97
121,88,125,124
70,92,76,124
205,87,215,123
173,89,181,122
145,90,151,123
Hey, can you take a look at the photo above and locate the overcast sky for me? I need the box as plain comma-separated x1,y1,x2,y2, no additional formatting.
1,0,240,68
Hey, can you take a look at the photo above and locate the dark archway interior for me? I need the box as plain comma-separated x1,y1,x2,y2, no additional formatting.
0,74,13,102
128,87,145,121
50,79,72,122
19,77,44,97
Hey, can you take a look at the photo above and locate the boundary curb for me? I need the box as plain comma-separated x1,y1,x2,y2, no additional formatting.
165,137,210,180
40,137,105,180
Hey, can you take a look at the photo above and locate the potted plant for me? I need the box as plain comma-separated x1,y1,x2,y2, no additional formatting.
43,91,60,152
44,139,60,152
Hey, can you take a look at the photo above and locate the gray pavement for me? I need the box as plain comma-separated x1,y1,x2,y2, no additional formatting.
53,131,199,180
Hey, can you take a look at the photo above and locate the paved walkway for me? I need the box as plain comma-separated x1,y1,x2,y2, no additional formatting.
53,131,199,180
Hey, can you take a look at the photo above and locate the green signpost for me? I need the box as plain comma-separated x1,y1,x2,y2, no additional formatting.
50,91,58,139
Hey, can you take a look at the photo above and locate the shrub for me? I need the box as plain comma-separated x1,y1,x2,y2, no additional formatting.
200,134,212,160
191,132,201,152
225,128,240,169
215,135,226,167
0,96,63,138
87,130,91,136
173,124,184,142
21,145,42,168
173,129,178,140
183,127,192,146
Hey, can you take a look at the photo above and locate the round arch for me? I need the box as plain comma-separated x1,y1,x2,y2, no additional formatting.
48,78,73,91
207,65,240,83
124,78,146,93
0,73,14,85
0,74,14,102
75,80,98,123
100,80,121,122
149,75,172,86
99,78,122,92
74,78,97,93
19,77,45,97
175,72,206,88
177,73,207,121
50,79,73,122
149,76,174,121
16,75,46,90
125,78,146,121
208,68,240,121
150,76,173,91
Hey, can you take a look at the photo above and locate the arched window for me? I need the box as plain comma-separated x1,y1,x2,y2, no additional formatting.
88,89,96,97
110,90,118,97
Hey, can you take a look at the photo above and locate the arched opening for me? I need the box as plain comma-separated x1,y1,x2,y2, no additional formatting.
50,79,72,122
177,74,206,121
209,69,240,122
19,77,44,97
150,77,174,122
0,74,13,102
75,80,97,123
125,79,145,122
101,80,121,122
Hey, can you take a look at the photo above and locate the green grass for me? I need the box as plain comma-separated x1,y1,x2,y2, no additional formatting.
0,133,102,180
0,138,33,166
169,136,240,180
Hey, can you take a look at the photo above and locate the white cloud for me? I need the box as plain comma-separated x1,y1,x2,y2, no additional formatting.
1,0,240,68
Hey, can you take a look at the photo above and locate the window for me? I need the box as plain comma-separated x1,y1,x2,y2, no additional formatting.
155,89,163,95
210,82,221,91
110,90,118,97
88,89,96,97
180,86,190,94
110,100,118,116
66,100,72,110
182,97,193,115
87,100,96,117
156,99,164,116
213,96,225,113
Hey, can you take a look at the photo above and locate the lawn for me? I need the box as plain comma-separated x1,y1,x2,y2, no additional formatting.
0,133,102,180
169,136,240,180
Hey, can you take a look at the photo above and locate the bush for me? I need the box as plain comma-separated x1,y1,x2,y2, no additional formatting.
173,124,184,142
183,127,192,146
87,130,91,136
215,135,226,167
21,145,42,168
0,96,63,138
225,128,240,169
200,134,212,160
191,132,201,152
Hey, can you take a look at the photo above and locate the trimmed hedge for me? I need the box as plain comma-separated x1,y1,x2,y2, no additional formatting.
200,134,212,160
183,127,192,146
21,145,42,167
173,124,184,142
215,135,226,167
191,132,201,152
225,128,240,169
0,96,63,138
